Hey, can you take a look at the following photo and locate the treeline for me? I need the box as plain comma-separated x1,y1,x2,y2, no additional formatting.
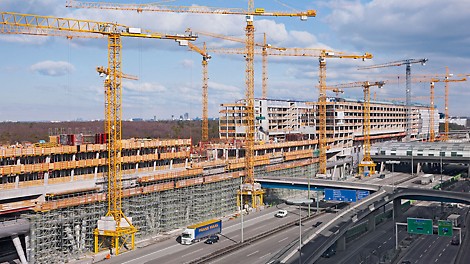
0,120,219,146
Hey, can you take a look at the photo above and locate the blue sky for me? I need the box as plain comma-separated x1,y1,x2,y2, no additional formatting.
1,0,469,121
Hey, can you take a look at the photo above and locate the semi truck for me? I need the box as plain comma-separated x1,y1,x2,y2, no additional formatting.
180,219,222,245
447,214,462,227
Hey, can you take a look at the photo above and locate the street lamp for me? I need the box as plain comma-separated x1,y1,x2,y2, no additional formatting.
287,198,314,264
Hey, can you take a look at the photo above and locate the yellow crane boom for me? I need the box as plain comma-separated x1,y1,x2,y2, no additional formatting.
1,10,197,255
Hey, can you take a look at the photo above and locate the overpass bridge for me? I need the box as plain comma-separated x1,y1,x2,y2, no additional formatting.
267,186,470,264
257,177,381,192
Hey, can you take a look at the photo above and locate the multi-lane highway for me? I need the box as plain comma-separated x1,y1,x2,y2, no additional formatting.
97,204,334,264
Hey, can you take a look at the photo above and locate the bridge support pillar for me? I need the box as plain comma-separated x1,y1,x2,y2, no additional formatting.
12,235,27,264
416,162,422,174
393,198,402,220
337,235,346,251
367,211,376,232
379,161,385,173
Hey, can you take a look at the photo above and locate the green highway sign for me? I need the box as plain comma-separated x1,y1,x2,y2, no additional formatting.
407,218,433,235
438,220,453,237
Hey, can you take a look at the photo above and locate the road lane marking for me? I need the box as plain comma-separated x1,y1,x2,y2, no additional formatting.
439,253,442,257
121,244,180,264
247,250,259,257
278,237,288,243
180,248,204,259
383,241,387,244
259,253,271,259
435,259,438,262
420,254,423,258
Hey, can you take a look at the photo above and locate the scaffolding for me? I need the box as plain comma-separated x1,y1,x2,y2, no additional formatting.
23,176,238,263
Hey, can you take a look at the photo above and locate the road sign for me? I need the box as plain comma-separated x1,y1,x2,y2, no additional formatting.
438,220,453,237
357,190,370,200
407,218,433,235
324,189,357,202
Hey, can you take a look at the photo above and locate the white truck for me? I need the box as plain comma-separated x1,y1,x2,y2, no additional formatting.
180,219,222,245
447,214,462,227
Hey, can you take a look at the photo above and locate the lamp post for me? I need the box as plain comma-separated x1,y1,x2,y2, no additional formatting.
240,176,244,243
287,198,314,264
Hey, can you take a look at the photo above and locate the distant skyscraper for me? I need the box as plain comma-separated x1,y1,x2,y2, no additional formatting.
184,113,189,120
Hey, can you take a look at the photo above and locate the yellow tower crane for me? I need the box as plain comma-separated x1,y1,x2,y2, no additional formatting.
0,11,197,255
358,59,428,142
207,47,372,176
387,72,467,142
324,81,385,176
184,42,211,142
67,0,316,208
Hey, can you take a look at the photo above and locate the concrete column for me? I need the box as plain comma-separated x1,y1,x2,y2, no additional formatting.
416,162,421,174
15,175,19,188
71,169,74,182
367,212,376,232
337,235,346,251
94,167,98,180
380,161,385,173
42,171,48,185
12,235,27,264
25,234,30,262
170,159,173,169
393,198,402,220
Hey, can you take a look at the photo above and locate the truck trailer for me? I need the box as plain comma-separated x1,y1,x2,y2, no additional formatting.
181,219,222,245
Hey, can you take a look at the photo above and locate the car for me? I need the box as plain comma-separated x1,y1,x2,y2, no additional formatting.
401,261,411,264
451,237,460,245
275,210,288,218
204,235,219,244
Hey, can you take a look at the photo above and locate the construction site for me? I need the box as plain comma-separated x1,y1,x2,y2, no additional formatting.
0,1,468,264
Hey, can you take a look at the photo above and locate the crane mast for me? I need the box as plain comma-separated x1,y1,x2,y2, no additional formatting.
187,42,211,142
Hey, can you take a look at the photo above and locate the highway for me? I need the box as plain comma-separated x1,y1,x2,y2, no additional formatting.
96,204,329,264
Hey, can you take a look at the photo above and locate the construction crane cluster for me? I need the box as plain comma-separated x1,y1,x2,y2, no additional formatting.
2,0,468,258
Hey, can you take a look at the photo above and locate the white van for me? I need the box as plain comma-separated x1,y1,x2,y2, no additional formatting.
275,210,288,218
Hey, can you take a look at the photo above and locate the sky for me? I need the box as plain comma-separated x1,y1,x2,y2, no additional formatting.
0,0,469,122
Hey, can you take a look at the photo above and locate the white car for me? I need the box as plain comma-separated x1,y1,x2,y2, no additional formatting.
275,210,288,218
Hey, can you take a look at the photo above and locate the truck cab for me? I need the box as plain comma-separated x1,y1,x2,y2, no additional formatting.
181,229,195,245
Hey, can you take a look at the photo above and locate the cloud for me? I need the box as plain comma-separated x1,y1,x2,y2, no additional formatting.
30,60,75,76
325,0,470,56
123,81,167,93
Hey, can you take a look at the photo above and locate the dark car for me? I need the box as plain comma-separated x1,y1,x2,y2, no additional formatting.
451,237,460,245
204,235,219,244
313,221,323,228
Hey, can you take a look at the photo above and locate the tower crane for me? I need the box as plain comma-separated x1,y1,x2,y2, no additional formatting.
324,81,385,176
207,47,372,176
358,58,428,142
429,70,467,141
186,42,211,142
386,71,467,141
67,0,316,209
0,11,197,255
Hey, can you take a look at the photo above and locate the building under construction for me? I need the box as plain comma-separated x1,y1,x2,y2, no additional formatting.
0,97,438,263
